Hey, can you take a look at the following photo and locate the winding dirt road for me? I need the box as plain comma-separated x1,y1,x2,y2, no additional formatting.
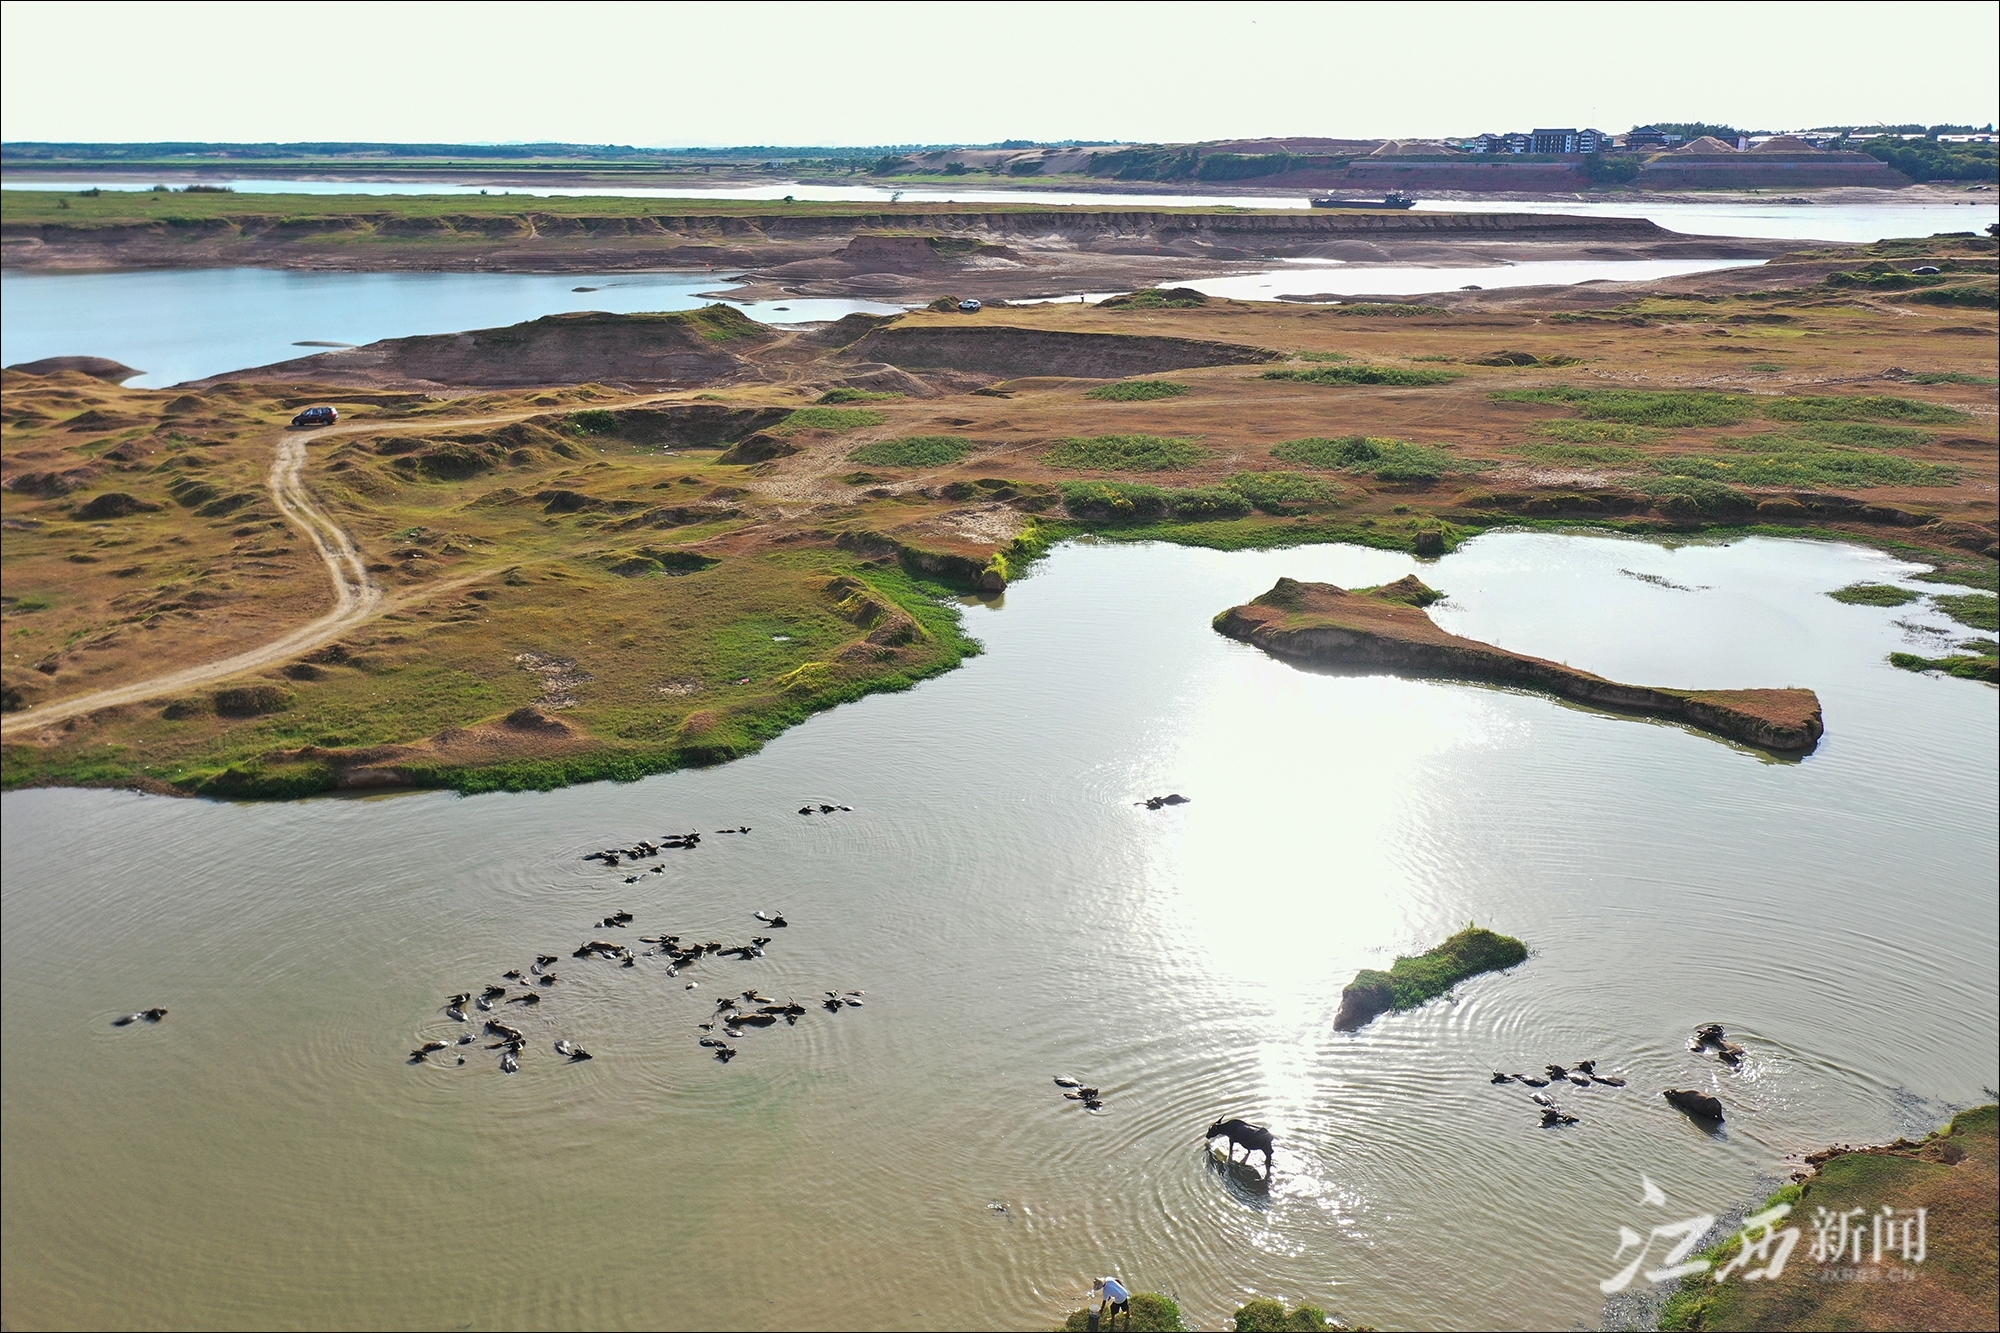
1,426,384,737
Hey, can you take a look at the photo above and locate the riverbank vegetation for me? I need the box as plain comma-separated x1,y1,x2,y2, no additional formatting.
3,236,1992,797
1333,925,1528,1030
1658,1104,1997,1332
1055,1292,1185,1331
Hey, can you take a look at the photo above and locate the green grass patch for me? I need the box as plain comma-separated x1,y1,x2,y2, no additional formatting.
1911,371,1998,386
1897,284,1999,309
1891,652,1999,681
682,303,763,342
1056,1292,1186,1331
1828,583,1920,607
1224,470,1338,514
1932,591,1999,632
1084,379,1189,401
1916,563,2000,593
1492,386,1756,427
563,409,620,435
848,435,972,467
1632,475,1756,516
1761,394,1967,424
1099,287,1207,309
1340,925,1528,1026
1326,302,1448,316
1230,1300,1335,1332
1042,434,1209,472
1793,421,1933,448
1509,442,1645,466
815,387,904,404
1654,438,1960,488
1535,419,1663,445
1745,362,1786,372
1270,435,1458,482
1264,364,1459,387
773,407,887,435
1060,480,1251,522
1659,1104,1999,1330
1291,350,1354,362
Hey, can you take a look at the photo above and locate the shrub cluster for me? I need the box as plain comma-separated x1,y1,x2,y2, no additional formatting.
1263,365,1459,387
1042,435,1210,471
817,387,904,404
849,435,972,467
1085,380,1190,401
1652,437,1959,488
1270,435,1458,482
775,407,887,435
1827,583,1920,607
1061,481,1251,522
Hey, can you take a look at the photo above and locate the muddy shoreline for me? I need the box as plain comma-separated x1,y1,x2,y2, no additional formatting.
1215,577,1827,753
1,201,1801,303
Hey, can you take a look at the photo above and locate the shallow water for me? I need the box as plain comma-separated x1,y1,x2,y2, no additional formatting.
1181,256,1765,301
0,258,1767,391
0,269,898,388
3,532,1994,1331
8,177,1995,242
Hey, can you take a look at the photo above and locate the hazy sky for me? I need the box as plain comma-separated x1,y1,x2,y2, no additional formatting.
3,1,1995,146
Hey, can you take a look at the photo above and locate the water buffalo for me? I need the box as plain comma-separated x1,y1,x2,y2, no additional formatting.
1205,1117,1276,1170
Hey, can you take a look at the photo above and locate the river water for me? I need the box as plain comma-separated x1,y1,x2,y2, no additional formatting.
3,531,1994,1331
0,269,899,389
1,258,1775,389
1180,257,1766,302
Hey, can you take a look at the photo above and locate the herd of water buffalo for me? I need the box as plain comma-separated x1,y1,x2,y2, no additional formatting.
404,817,864,1075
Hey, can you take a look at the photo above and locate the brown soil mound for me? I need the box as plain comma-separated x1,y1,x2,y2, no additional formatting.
1215,576,1823,752
501,705,573,733
526,403,791,449
192,309,770,392
4,356,141,382
847,325,1278,379
1673,136,1742,155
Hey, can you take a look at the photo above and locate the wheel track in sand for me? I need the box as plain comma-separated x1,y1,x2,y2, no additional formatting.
2,416,512,738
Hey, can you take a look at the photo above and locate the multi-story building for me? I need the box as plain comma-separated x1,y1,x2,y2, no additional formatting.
1625,126,1684,149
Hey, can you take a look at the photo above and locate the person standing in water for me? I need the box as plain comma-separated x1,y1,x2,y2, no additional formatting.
1090,1275,1131,1330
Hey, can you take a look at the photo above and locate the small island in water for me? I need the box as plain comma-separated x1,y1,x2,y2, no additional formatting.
1214,576,1825,754
1333,925,1529,1030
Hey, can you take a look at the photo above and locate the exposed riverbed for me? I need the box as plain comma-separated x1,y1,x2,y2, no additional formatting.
4,532,1994,1331
7,177,1995,243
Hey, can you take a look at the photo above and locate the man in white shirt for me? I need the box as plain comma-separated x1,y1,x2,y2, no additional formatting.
1090,1276,1132,1329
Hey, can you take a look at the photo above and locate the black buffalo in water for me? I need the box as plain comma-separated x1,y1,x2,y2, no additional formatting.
1205,1117,1276,1170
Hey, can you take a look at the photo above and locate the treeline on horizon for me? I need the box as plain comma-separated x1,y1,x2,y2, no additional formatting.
4,125,1994,183
0,139,1094,161
4,124,1992,160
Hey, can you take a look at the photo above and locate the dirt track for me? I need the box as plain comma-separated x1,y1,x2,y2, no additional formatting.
3,421,439,736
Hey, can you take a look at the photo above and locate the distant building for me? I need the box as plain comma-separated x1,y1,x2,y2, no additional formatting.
1625,126,1684,149
1465,127,1610,155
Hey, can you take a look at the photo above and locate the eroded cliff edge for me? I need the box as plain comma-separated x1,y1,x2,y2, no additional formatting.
1214,576,1825,753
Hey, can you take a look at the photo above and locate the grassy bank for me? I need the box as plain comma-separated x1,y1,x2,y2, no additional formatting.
4,267,1992,800
1658,1104,1997,1331
0,188,1282,227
